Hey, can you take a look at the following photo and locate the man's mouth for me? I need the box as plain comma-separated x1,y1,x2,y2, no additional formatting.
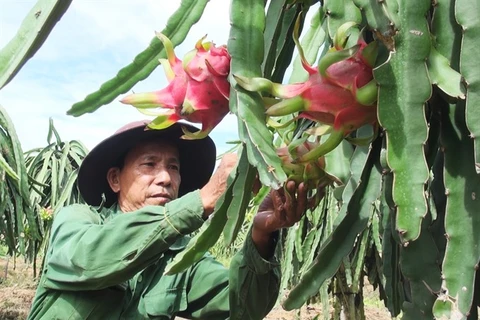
151,193,171,200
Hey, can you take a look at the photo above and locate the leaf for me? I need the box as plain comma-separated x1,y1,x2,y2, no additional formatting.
0,0,73,89
67,0,208,116
280,225,298,291
223,148,256,245
432,101,480,317
324,138,354,185
270,6,303,83
380,172,404,316
229,0,287,189
374,0,432,243
427,45,465,99
431,0,462,66
323,0,362,41
0,105,40,247
0,153,19,180
455,0,480,173
352,0,396,38
53,169,79,213
400,213,442,319
263,0,288,78
47,117,62,145
289,8,325,84
282,132,382,310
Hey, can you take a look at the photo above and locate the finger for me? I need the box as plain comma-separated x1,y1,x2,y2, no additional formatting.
285,181,304,225
284,183,294,224
295,182,308,220
315,186,327,205
252,173,261,196
271,188,285,215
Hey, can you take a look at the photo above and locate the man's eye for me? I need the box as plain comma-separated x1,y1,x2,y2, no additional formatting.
169,165,179,171
143,162,155,167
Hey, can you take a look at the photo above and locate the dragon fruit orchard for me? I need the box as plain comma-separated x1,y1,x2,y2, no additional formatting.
234,23,378,163
121,32,231,140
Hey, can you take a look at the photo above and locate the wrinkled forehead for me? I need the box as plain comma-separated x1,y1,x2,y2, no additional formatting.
118,138,180,167
131,138,179,156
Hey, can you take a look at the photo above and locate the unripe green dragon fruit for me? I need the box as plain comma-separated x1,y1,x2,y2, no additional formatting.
277,139,339,191
235,22,378,162
121,33,231,139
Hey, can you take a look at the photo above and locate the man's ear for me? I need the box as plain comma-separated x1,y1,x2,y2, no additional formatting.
107,167,121,193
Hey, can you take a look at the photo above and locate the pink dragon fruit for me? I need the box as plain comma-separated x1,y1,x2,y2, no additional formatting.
121,33,231,139
234,23,378,162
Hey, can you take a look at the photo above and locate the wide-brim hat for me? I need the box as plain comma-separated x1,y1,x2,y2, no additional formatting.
78,120,216,207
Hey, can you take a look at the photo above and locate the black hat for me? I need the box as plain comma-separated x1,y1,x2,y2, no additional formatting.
77,120,216,207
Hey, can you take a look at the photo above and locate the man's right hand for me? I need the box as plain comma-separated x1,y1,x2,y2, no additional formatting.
199,153,238,218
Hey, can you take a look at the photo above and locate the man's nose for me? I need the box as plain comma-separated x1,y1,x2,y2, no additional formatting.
154,168,171,185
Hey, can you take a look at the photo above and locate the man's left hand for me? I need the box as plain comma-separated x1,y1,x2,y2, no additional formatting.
251,180,315,258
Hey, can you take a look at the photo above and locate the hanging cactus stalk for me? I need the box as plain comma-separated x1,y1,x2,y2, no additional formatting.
121,32,231,139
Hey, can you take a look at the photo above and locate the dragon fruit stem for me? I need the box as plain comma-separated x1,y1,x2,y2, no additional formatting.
267,117,297,129
181,126,210,140
292,12,317,75
361,41,379,68
120,92,160,109
294,130,345,163
181,100,195,115
234,74,270,91
159,58,175,81
234,74,287,97
346,125,378,146
148,112,181,130
156,32,178,65
354,79,378,106
266,96,305,117
333,21,358,50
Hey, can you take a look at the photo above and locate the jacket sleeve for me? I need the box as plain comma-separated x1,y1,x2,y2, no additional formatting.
179,229,281,320
42,191,205,291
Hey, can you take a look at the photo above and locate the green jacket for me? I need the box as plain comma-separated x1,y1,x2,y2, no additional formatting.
28,191,281,320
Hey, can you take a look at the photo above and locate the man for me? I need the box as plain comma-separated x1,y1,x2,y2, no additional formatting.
28,120,310,320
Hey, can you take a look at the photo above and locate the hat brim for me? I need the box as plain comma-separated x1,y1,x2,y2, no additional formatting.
78,121,216,207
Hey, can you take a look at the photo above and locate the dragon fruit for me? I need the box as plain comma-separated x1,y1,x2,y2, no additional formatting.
277,139,339,190
277,139,339,208
234,23,378,162
121,33,231,139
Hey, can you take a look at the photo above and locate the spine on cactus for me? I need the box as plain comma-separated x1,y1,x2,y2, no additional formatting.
120,33,231,140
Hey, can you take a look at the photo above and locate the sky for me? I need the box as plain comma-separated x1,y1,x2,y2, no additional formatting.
0,1,318,157
0,0,237,155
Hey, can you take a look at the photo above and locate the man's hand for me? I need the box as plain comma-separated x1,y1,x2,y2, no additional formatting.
200,153,238,218
252,180,314,258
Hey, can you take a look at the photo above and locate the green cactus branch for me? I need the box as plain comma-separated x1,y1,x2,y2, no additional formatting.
67,0,209,116
0,0,73,89
375,0,432,243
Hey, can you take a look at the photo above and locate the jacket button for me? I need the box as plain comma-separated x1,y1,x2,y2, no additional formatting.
137,275,143,283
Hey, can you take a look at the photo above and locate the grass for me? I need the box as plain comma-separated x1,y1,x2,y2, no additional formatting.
0,255,39,320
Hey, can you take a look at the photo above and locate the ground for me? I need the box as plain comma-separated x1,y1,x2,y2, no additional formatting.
0,257,392,320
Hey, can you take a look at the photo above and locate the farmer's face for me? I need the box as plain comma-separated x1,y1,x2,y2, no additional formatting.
107,140,181,212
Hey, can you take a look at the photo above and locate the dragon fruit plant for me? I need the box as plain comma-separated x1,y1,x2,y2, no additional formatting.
121,33,231,139
234,22,378,162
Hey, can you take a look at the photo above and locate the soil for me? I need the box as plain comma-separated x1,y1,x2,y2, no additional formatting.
0,257,392,320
